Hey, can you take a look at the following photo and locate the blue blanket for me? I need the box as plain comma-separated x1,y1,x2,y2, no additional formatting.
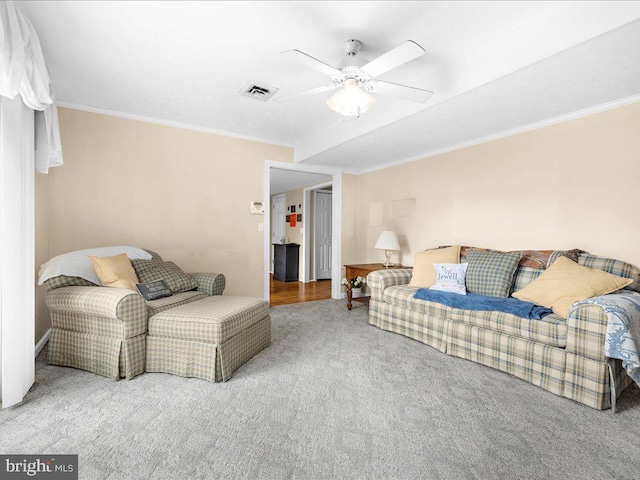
413,289,553,320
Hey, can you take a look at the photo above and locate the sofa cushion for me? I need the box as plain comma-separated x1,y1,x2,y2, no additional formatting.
88,253,139,291
448,308,567,348
131,260,198,293
149,296,269,344
383,285,437,314
383,285,567,347
511,266,544,293
465,249,522,298
145,291,208,317
460,246,581,270
408,245,460,288
512,256,633,318
579,253,640,293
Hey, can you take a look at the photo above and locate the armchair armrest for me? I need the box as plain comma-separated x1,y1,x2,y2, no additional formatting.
189,272,226,296
46,286,147,323
367,269,413,302
566,303,608,361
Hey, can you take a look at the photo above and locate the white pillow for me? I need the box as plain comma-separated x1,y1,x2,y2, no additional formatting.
38,246,153,285
429,263,469,295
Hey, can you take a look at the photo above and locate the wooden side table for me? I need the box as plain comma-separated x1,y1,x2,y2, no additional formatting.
344,263,406,310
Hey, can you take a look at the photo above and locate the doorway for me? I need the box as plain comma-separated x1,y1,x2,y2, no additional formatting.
264,161,343,304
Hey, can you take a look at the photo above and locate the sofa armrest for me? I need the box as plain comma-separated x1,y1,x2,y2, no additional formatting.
566,303,608,361
45,286,147,323
189,272,226,296
367,268,413,302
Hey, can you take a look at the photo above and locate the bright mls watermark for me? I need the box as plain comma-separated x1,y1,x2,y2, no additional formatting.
0,455,77,479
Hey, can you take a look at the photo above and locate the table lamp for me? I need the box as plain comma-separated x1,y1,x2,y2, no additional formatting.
375,230,400,267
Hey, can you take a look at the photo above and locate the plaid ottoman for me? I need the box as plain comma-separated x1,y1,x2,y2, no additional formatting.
145,296,270,382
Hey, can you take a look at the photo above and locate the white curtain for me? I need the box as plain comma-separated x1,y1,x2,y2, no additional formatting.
0,94,35,409
1,0,59,408
0,0,63,173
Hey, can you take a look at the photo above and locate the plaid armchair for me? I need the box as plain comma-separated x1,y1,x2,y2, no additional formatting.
44,250,225,380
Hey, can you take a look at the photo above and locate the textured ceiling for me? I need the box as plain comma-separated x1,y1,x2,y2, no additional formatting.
270,169,332,196
21,1,640,172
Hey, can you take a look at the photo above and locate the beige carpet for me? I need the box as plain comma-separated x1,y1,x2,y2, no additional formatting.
1,299,639,479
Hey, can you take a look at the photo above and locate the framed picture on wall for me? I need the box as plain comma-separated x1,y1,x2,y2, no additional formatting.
286,215,290,222
291,205,296,213
297,214,302,222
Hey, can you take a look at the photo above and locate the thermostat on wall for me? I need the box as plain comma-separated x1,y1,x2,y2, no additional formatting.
250,200,265,215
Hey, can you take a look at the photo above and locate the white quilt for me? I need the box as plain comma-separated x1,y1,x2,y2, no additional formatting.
38,246,152,286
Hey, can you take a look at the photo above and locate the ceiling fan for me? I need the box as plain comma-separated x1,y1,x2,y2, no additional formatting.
275,39,433,119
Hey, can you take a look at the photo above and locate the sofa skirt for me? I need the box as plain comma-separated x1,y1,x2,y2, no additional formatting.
145,315,271,382
48,328,146,380
369,301,632,410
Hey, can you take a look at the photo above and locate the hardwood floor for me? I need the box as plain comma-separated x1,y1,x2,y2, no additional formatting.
270,275,332,306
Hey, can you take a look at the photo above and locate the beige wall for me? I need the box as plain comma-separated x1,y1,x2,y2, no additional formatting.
356,101,640,269
35,171,50,344
36,101,639,344
47,108,292,302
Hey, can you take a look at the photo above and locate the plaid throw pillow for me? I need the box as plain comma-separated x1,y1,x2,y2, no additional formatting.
44,275,98,291
130,260,198,294
465,249,522,298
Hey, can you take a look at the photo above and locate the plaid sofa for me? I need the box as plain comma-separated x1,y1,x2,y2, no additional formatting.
45,250,226,380
367,252,640,410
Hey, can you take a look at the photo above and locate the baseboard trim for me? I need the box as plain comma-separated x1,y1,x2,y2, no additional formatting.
35,329,51,358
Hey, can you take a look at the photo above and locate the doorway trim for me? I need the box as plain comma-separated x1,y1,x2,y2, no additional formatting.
307,187,333,281
264,160,342,302
302,181,332,283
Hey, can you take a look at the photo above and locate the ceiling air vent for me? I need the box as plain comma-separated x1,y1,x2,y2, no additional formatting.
239,82,279,102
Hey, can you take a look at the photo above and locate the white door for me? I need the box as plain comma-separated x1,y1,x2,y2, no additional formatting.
315,190,332,280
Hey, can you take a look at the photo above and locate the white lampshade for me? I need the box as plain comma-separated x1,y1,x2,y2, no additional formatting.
375,230,400,251
326,79,376,117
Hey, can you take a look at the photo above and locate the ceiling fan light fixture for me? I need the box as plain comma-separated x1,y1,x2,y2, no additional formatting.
326,79,375,117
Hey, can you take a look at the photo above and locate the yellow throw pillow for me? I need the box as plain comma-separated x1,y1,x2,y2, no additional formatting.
88,253,139,291
512,256,632,318
408,245,461,288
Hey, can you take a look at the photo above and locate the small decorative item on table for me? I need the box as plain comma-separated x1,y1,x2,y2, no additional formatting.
343,263,406,310
342,275,366,290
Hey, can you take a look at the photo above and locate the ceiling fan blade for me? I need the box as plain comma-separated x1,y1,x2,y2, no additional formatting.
371,80,433,103
360,40,425,78
274,85,337,103
282,49,342,77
